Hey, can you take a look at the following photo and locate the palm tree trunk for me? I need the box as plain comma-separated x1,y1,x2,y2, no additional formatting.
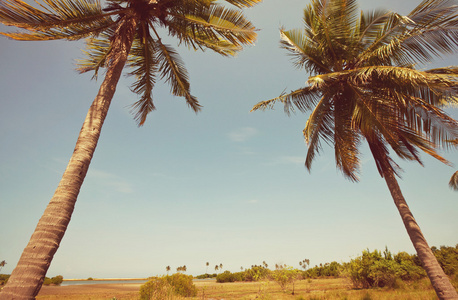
0,18,137,300
383,169,458,299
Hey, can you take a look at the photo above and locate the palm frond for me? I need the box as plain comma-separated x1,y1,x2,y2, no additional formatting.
250,86,321,116
395,0,458,65
304,93,334,172
77,27,115,77
0,0,115,41
128,27,158,126
155,38,201,112
176,4,257,47
449,170,458,191
223,0,262,8
280,29,330,74
334,92,361,181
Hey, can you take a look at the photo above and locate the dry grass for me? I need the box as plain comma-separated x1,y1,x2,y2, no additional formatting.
36,278,438,300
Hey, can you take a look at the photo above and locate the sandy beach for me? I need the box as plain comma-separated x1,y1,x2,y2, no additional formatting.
37,282,143,299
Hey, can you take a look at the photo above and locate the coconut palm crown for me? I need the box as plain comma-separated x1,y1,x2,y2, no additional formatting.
0,0,260,298
252,0,458,299
1,0,260,124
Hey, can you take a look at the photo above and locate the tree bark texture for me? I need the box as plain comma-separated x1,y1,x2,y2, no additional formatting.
383,170,458,299
0,17,137,300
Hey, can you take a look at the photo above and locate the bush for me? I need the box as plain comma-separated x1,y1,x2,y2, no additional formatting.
347,248,428,289
271,267,300,291
195,273,216,279
139,273,197,299
216,270,247,283
432,245,458,276
348,249,400,288
43,275,63,286
304,261,342,278
140,278,174,300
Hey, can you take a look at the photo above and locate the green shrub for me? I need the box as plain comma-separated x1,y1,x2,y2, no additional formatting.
43,275,63,286
303,261,343,278
139,277,174,300
432,245,458,276
348,249,400,288
271,267,300,291
167,273,197,297
195,273,216,279
216,270,246,283
140,273,197,299
347,248,429,289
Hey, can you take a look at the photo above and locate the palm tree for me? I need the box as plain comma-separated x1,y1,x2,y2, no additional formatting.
166,265,171,276
251,0,458,298
0,0,259,298
206,261,209,274
214,264,219,273
0,261,5,273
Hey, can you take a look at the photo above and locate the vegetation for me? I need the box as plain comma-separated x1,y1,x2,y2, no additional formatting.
140,273,197,299
195,273,217,280
347,248,426,289
251,0,458,298
43,275,64,286
0,0,260,297
213,245,458,292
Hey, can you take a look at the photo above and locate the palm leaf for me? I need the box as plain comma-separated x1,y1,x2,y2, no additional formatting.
0,0,115,41
155,38,201,112
77,27,115,77
128,27,158,126
449,170,458,191
304,93,334,172
223,0,262,8
280,29,330,75
177,4,257,47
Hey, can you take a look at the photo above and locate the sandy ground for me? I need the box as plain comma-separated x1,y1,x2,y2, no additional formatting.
37,283,143,299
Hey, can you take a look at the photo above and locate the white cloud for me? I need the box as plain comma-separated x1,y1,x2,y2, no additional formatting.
228,127,258,142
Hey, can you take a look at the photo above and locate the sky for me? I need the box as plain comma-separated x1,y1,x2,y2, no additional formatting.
0,0,457,279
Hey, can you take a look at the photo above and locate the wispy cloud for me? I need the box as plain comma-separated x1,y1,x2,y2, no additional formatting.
264,155,305,166
247,199,259,204
87,169,134,194
228,127,258,142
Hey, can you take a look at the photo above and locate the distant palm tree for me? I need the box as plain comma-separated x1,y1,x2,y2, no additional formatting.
299,259,309,270
219,263,223,272
214,265,219,273
206,262,209,274
252,0,458,299
0,261,6,273
0,0,260,298
166,265,171,276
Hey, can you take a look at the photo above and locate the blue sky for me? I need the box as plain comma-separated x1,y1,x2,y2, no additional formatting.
0,0,457,279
